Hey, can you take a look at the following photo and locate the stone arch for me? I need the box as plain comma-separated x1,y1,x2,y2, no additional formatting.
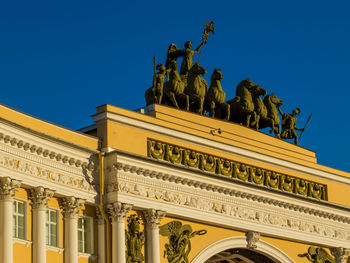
191,236,294,263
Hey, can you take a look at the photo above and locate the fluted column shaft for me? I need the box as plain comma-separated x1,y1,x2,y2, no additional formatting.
61,197,85,263
107,202,132,263
0,177,21,263
30,187,55,263
142,209,166,263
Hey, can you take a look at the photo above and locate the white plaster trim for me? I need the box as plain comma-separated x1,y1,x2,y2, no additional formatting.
47,245,64,254
104,154,350,248
13,238,32,247
78,252,97,260
94,111,350,185
191,236,294,263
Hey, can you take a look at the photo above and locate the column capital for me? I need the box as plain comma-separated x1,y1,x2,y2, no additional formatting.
330,247,350,263
29,186,55,209
61,196,85,218
0,177,21,201
96,207,105,225
106,202,132,223
142,209,166,228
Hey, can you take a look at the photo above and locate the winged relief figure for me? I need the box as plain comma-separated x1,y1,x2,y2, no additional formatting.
159,221,207,263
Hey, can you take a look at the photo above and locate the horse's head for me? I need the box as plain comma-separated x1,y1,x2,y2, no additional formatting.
211,68,223,81
237,78,257,90
251,85,267,97
265,93,283,106
189,63,207,76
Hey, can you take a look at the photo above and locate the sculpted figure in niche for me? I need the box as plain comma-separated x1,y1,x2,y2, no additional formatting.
204,68,230,120
184,63,208,115
277,106,304,145
145,63,166,106
159,221,207,263
126,214,145,263
163,60,189,110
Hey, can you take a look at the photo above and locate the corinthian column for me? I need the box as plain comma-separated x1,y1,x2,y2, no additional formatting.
29,187,55,263
61,197,85,263
331,247,350,263
107,202,132,263
0,177,21,263
142,209,166,263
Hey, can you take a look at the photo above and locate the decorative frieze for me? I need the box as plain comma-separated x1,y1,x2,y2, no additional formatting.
0,131,94,169
106,202,132,223
116,178,350,243
147,139,328,200
61,196,85,218
0,154,95,192
0,176,21,200
29,186,55,209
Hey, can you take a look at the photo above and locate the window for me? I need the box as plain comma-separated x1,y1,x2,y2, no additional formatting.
13,199,26,239
46,209,58,247
78,216,93,253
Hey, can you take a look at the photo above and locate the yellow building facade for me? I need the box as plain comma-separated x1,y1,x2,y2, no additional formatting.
0,102,349,263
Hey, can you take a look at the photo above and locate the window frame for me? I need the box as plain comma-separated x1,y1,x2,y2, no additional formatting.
46,208,60,247
77,216,94,254
13,198,27,240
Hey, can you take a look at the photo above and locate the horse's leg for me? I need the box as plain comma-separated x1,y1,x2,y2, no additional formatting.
246,113,252,127
225,103,230,121
210,101,215,118
169,92,180,109
275,124,281,138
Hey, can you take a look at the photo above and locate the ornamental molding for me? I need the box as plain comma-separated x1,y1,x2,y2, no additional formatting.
0,124,97,177
106,157,350,247
94,110,350,185
0,152,97,196
112,161,350,224
147,139,327,201
246,231,260,249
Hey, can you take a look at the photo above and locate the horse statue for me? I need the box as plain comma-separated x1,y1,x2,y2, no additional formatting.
259,93,283,137
184,63,208,114
204,68,230,120
228,78,256,126
249,84,267,130
163,60,189,111
145,63,166,106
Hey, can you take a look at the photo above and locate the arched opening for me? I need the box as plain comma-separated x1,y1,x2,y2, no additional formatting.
205,248,277,263
191,236,294,263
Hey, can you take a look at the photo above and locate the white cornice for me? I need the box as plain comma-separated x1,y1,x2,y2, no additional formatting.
94,111,350,185
104,153,350,248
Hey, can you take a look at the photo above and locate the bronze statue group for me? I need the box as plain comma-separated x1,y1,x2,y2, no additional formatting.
145,22,309,145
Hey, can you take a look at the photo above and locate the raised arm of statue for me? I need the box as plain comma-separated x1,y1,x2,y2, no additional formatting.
194,41,205,53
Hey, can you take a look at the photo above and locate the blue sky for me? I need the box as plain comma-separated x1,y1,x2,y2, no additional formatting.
0,0,349,172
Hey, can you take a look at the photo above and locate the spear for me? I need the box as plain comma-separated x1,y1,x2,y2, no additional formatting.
299,114,312,142
153,55,156,74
